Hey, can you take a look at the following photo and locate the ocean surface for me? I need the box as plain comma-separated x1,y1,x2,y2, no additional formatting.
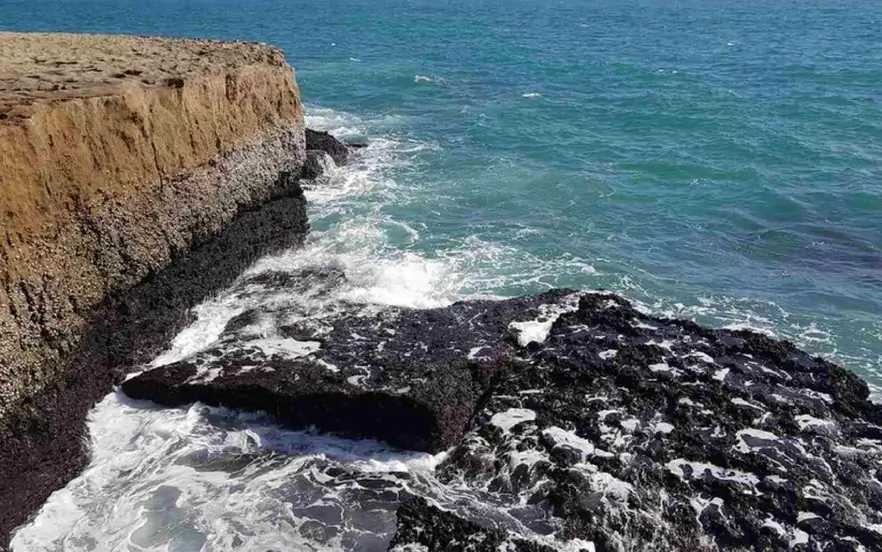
4,0,882,550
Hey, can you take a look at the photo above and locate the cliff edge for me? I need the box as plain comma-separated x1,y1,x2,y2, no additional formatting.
0,32,304,422
0,32,307,544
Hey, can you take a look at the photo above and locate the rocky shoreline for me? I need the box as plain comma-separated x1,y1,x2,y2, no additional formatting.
1,128,354,548
121,280,882,550
0,33,305,427
1,187,308,547
0,32,314,548
3,33,882,552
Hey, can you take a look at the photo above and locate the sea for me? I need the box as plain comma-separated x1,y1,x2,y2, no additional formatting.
3,0,881,550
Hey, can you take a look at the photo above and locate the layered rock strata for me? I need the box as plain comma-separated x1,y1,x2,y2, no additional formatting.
0,32,307,546
0,32,305,422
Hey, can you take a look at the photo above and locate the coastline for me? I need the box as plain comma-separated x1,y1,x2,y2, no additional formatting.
0,32,308,547
2,30,881,552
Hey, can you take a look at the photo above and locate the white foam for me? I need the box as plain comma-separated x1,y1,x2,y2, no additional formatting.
587,469,634,502
508,295,580,346
766,475,789,484
731,397,764,410
521,92,542,98
762,517,786,536
620,418,640,433
490,408,537,432
734,428,779,454
688,351,715,363
652,422,675,434
797,511,820,522
666,459,759,487
646,339,675,351
794,414,836,432
649,362,678,374
11,394,445,551
789,528,809,548
250,338,322,359
543,426,595,459
305,105,367,138
151,293,249,367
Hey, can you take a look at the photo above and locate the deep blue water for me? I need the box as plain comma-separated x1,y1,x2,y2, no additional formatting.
3,0,880,393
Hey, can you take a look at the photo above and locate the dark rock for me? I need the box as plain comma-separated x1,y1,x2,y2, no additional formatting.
436,292,882,552
389,495,560,551
119,287,882,551
0,177,308,550
122,290,578,452
306,128,349,166
164,76,185,88
302,149,336,180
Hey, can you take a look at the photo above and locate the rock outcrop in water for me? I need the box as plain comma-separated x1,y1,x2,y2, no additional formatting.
124,283,882,551
4,31,879,552
306,127,350,166
0,32,311,547
123,288,574,451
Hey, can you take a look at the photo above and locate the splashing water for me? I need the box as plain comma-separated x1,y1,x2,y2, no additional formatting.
13,89,882,548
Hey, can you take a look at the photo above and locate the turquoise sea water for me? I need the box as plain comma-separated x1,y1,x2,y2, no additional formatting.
6,1,882,550
3,0,880,392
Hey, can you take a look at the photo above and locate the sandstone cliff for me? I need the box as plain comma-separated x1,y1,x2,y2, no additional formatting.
0,33,307,544
0,32,305,425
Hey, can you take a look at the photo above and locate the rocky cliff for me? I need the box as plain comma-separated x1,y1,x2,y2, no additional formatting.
0,32,305,425
0,32,307,544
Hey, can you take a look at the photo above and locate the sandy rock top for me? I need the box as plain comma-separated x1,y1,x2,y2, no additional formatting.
0,32,287,120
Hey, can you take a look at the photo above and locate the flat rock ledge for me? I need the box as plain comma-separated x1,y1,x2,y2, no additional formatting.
123,285,882,551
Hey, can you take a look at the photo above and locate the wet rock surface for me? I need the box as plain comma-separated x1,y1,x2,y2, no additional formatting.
123,289,579,452
437,293,882,551
302,149,337,180
389,495,557,552
0,183,308,550
306,127,350,166
122,289,882,551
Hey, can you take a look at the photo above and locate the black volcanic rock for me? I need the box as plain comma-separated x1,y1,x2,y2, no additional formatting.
122,290,580,452
389,495,560,552
435,293,882,551
306,128,350,166
122,289,882,551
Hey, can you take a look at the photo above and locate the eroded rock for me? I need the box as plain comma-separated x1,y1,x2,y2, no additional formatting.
122,289,882,551
436,293,882,551
389,495,560,552
122,289,579,452
306,127,350,166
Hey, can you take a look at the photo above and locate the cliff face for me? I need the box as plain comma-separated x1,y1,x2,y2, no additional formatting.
0,33,306,426
0,33,308,545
